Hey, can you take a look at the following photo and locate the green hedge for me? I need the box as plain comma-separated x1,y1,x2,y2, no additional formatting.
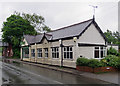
88,59,103,68
76,58,103,68
76,57,89,66
76,55,120,69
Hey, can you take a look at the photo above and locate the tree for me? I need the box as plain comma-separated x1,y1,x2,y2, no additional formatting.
2,14,37,57
14,11,51,33
104,30,116,44
104,30,120,50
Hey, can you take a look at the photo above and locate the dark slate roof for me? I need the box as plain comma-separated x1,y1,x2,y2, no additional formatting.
24,34,52,44
24,19,106,45
47,19,93,40
24,35,35,44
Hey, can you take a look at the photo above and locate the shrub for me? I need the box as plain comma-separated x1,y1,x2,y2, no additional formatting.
76,57,89,66
117,58,120,69
102,55,120,68
107,47,119,56
88,59,102,68
76,55,120,69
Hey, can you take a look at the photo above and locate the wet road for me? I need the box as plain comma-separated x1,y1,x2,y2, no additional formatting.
2,61,111,84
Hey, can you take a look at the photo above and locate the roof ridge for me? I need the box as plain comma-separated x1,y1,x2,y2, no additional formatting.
45,33,52,36
48,19,93,33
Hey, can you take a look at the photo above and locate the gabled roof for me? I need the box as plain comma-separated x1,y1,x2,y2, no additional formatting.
47,19,93,40
24,33,52,45
23,19,106,45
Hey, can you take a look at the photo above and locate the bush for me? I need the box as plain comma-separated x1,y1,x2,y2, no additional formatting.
101,55,120,68
88,59,102,68
76,55,120,69
76,57,89,66
107,47,119,56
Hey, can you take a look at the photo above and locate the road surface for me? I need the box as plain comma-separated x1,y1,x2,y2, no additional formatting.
2,61,112,85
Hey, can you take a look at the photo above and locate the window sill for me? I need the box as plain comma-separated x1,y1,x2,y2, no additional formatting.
63,58,74,61
31,57,35,58
94,58,103,60
52,58,59,59
37,57,42,58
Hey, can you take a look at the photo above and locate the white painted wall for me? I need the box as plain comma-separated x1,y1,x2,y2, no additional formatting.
78,24,105,45
76,23,106,60
77,47,94,59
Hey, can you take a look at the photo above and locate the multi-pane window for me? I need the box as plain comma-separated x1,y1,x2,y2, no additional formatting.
31,49,35,57
37,48,42,58
52,47,59,58
23,47,29,58
44,48,48,58
64,47,73,59
94,47,99,58
101,47,103,58
94,47,106,58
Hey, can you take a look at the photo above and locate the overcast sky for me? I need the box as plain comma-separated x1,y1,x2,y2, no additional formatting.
0,0,119,38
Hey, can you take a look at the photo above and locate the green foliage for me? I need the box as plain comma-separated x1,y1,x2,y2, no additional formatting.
107,47,120,56
76,58,105,68
13,48,20,58
101,55,120,68
104,30,116,44
88,59,103,68
76,55,120,68
14,11,51,32
104,30,120,49
2,14,37,57
76,57,89,66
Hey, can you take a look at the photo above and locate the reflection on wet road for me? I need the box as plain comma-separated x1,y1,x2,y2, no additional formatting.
2,61,111,84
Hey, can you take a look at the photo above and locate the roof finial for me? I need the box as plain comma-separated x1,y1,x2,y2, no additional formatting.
89,5,98,21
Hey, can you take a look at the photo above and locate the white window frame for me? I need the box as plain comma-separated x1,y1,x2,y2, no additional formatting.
37,48,42,58
44,48,48,58
52,47,59,58
31,49,35,58
94,46,106,59
63,46,73,59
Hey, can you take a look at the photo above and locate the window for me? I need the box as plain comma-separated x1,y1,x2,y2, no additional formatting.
94,47,106,58
44,48,48,58
31,49,35,57
23,47,29,58
52,47,59,58
37,48,42,58
101,47,103,58
94,47,99,58
64,47,73,59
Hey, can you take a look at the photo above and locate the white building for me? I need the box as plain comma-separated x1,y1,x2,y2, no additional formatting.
21,19,107,68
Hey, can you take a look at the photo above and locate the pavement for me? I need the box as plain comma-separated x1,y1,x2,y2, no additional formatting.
2,59,120,85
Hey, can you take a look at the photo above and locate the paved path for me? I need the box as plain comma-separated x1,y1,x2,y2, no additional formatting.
3,59,120,84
